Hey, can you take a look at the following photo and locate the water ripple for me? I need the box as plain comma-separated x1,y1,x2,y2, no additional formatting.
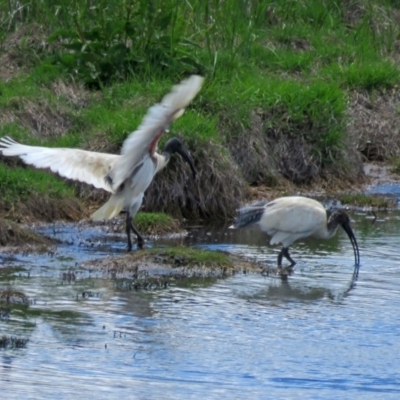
1,212,400,399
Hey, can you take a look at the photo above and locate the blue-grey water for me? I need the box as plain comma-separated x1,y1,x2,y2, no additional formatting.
1,210,400,399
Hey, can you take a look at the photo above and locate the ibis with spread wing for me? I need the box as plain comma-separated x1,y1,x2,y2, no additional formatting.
0,75,204,251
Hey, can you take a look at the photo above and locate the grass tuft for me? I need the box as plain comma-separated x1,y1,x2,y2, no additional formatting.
147,246,233,268
133,212,180,236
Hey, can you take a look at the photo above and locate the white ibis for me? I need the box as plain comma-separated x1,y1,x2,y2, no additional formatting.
230,196,360,271
0,75,204,251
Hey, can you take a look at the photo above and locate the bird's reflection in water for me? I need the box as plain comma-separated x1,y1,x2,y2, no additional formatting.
241,266,360,305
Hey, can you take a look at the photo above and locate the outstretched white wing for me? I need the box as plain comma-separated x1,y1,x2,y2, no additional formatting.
0,136,118,192
108,75,204,192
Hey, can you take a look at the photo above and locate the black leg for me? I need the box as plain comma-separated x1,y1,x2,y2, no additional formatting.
277,247,296,280
126,212,133,252
282,247,296,268
277,248,284,267
130,223,145,250
125,212,144,251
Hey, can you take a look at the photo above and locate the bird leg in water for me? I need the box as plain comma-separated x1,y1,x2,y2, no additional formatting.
126,212,145,252
277,247,296,268
276,247,296,280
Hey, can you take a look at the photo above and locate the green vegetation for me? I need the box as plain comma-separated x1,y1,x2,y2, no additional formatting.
81,246,261,283
0,164,75,204
147,246,233,268
0,0,400,220
133,212,180,235
392,158,400,174
339,193,393,208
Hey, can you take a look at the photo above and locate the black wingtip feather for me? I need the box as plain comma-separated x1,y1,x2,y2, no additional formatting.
232,203,267,229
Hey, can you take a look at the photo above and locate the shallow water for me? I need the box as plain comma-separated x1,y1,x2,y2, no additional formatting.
1,210,400,399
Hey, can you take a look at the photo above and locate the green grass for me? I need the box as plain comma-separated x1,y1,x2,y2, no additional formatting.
324,61,400,90
0,164,75,203
2,0,398,84
148,246,233,267
133,212,180,235
0,0,400,215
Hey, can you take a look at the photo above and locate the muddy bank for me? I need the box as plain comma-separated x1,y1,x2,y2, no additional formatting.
363,162,400,187
80,247,263,287
0,218,57,253
1,160,399,250
246,161,400,209
0,211,187,250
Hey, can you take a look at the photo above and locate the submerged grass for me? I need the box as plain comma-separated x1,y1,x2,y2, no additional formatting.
339,193,393,208
0,0,399,220
0,335,29,349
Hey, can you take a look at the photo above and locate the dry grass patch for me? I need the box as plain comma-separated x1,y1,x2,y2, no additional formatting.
230,109,364,189
145,138,248,219
348,89,400,161
50,80,92,109
0,195,86,223
0,218,54,246
0,98,74,139
0,23,51,80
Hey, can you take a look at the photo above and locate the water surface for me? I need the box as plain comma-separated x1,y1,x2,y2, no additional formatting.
1,211,400,399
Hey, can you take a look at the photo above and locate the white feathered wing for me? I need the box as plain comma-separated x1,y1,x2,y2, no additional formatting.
91,75,204,221
108,75,204,193
0,136,117,192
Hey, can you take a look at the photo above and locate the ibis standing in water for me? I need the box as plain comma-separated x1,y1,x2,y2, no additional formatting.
0,75,204,251
230,196,360,273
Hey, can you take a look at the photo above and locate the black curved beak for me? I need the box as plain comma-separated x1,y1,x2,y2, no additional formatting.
176,146,197,179
341,221,360,267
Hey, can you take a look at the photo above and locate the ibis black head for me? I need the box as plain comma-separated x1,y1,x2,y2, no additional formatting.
329,209,360,267
163,138,197,179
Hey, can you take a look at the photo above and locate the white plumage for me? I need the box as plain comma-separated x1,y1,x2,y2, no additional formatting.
109,75,203,193
0,138,118,192
0,75,204,251
230,196,360,273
